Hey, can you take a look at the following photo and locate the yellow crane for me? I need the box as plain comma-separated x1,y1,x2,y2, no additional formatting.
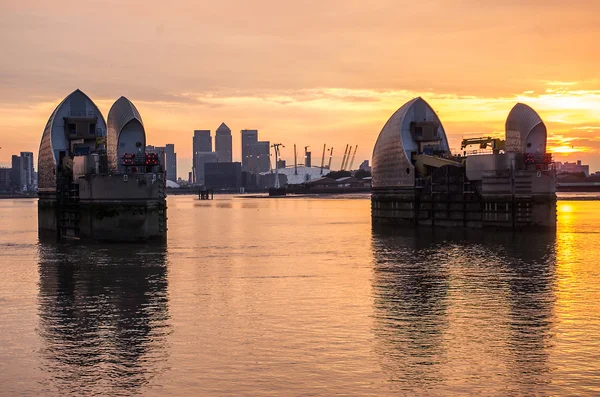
460,137,505,154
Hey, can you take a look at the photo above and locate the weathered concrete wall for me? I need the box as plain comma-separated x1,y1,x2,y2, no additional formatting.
372,168,556,230
77,173,163,201
38,195,58,238
39,173,166,241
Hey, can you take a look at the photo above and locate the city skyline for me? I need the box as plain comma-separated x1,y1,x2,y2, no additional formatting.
1,1,599,178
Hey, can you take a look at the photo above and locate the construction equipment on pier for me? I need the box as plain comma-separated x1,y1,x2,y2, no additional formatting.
460,137,506,154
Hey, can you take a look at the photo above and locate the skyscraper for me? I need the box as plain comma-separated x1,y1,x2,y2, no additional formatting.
20,152,34,191
0,167,10,190
193,130,212,183
193,130,212,153
165,144,177,182
215,123,232,163
195,152,219,185
247,141,270,174
10,155,21,190
241,129,258,171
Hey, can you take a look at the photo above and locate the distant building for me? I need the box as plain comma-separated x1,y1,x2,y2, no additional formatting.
215,123,232,163
188,171,193,184
10,155,21,190
20,152,34,191
205,162,242,190
0,167,10,190
165,144,177,182
359,160,371,172
195,152,218,185
305,151,312,167
247,141,270,174
259,165,325,186
193,130,212,183
241,129,258,171
276,159,286,169
556,160,589,176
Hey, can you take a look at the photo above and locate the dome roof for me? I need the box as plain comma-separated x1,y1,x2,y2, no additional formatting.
371,97,450,188
505,103,547,153
107,97,146,172
38,89,107,191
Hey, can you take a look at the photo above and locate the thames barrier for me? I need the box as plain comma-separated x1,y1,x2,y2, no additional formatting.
37,89,167,241
371,98,556,229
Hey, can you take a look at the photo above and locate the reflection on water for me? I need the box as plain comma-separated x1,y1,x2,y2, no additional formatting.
371,226,557,394
1,197,600,395
37,241,169,395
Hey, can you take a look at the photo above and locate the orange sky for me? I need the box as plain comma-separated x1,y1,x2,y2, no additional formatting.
1,0,599,177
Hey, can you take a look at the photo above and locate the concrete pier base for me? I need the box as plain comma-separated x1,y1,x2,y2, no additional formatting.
38,173,167,242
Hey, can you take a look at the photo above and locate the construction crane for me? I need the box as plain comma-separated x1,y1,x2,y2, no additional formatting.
271,143,284,189
460,137,506,154
340,144,349,170
327,147,334,171
294,144,298,175
348,145,358,170
320,144,326,175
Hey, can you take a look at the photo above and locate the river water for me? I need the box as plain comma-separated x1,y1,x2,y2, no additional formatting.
1,195,599,396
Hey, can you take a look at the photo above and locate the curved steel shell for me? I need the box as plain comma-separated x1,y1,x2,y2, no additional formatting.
372,97,450,188
37,89,107,191
107,97,146,172
505,103,547,153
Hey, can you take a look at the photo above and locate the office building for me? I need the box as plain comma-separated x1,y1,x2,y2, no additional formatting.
276,160,286,169
193,130,212,153
193,130,212,183
215,123,232,163
195,152,219,185
241,129,258,171
359,160,371,172
11,155,21,190
20,152,34,191
205,162,242,190
0,167,10,190
556,160,590,176
165,144,177,182
247,141,270,174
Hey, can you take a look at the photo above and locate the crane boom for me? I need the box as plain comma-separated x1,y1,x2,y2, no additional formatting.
320,144,326,175
341,144,349,170
348,145,358,170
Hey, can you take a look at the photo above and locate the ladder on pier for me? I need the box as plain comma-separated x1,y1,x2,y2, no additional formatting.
57,176,80,239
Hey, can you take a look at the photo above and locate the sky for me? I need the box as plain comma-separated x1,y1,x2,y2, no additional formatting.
1,0,599,178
